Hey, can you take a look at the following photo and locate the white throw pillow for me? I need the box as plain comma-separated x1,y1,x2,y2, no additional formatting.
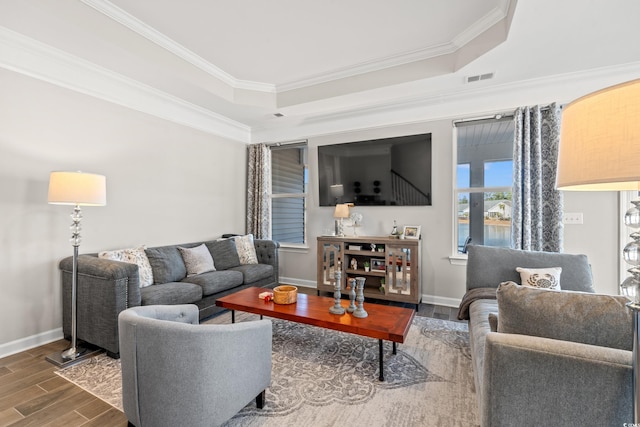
99,245,154,287
178,244,216,276
233,234,258,265
516,267,562,290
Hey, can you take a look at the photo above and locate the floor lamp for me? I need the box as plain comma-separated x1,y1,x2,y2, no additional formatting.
556,78,640,422
46,171,107,367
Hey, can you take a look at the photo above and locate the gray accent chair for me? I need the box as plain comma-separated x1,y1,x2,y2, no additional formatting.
464,245,633,426
118,305,272,427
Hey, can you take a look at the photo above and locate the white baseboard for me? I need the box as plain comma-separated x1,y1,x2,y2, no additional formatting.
279,277,318,289
0,328,64,359
421,294,461,308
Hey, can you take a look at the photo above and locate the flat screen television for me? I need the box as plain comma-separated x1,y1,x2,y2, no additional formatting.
318,132,432,206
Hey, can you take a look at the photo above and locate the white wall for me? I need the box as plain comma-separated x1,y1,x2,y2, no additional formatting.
280,119,621,303
0,69,246,355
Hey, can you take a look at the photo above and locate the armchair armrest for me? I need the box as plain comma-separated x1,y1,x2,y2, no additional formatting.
482,332,632,426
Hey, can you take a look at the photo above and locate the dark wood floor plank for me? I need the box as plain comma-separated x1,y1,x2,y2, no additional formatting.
82,407,128,426
76,398,113,420
0,368,57,400
0,385,46,412
14,382,76,417
0,406,23,425
41,410,88,427
8,389,96,427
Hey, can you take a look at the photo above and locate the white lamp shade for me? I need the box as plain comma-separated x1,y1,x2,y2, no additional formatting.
557,78,640,191
333,203,350,219
48,171,107,206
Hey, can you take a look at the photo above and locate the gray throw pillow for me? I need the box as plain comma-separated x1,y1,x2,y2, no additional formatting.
145,246,187,284
205,239,241,270
178,244,216,276
497,281,632,351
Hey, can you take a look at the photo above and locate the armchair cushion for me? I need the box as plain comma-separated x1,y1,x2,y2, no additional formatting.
497,281,633,350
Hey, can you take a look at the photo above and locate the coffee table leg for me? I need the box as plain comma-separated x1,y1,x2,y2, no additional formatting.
378,339,384,382
393,342,397,355
231,310,235,324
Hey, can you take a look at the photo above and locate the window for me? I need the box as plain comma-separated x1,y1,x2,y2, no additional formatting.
455,118,514,254
271,143,308,245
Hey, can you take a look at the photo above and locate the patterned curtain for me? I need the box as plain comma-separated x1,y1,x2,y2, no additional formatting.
511,103,564,252
246,143,271,239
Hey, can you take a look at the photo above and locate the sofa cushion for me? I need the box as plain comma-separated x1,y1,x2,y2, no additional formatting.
497,281,633,350
182,270,244,296
178,244,216,276
205,239,241,270
229,264,274,285
466,245,594,292
145,246,187,284
233,234,258,265
99,245,154,287
140,282,202,305
516,267,562,290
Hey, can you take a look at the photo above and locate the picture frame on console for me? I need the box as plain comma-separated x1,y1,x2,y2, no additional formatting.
403,225,421,239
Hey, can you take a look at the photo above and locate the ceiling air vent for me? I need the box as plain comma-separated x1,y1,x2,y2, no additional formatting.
465,72,494,84
273,113,284,118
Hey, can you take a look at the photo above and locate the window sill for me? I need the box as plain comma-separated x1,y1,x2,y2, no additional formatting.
278,243,310,253
449,254,468,266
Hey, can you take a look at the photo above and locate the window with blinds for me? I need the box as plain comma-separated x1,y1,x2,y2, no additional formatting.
271,143,308,245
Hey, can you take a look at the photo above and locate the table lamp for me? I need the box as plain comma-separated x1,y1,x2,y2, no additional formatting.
45,171,107,367
334,203,351,236
556,78,640,421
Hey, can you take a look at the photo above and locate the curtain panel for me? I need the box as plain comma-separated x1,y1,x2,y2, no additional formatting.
246,143,271,239
511,103,564,252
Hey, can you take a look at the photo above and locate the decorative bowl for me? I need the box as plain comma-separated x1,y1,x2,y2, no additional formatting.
273,285,298,304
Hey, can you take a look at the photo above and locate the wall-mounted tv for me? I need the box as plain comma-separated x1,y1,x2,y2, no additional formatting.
318,133,432,206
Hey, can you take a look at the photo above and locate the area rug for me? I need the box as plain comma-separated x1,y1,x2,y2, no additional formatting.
56,313,478,426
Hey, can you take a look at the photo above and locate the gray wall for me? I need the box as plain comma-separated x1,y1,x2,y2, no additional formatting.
0,68,246,354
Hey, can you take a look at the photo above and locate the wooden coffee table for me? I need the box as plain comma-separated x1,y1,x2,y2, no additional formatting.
215,286,415,381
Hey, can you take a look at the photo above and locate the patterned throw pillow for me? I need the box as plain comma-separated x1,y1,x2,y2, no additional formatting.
233,234,258,265
178,244,216,276
99,245,154,287
516,267,562,290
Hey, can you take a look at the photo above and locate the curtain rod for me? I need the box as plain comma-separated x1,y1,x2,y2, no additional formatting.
453,104,562,127
264,139,308,147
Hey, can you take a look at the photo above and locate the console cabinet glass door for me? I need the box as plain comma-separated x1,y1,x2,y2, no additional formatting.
386,245,411,296
319,242,342,286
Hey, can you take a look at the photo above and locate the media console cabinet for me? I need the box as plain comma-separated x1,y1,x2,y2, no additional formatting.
317,236,421,309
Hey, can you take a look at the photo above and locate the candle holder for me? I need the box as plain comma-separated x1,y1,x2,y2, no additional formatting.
353,277,368,318
347,278,356,313
329,270,345,315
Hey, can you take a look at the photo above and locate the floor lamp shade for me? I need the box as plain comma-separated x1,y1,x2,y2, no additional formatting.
557,78,640,191
557,78,640,423
48,171,107,206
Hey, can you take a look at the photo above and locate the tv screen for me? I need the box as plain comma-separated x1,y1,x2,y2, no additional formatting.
318,133,432,206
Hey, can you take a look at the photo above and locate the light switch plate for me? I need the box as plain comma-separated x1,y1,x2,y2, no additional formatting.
563,212,584,224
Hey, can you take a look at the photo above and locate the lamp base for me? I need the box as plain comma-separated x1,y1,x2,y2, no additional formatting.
45,344,103,368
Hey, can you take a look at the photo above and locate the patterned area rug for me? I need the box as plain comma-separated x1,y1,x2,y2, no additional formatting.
56,313,477,426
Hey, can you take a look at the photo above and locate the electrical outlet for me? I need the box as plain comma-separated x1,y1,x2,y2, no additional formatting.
563,212,584,224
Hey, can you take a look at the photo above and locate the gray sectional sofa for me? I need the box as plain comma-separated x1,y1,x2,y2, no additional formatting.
60,237,279,357
460,245,633,426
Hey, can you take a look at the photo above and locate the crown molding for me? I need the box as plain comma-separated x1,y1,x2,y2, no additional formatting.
0,26,251,143
80,0,275,94
276,1,513,92
252,61,640,142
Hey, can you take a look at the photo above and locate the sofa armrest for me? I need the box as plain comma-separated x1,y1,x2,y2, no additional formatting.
482,332,632,426
60,254,142,356
254,239,279,275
